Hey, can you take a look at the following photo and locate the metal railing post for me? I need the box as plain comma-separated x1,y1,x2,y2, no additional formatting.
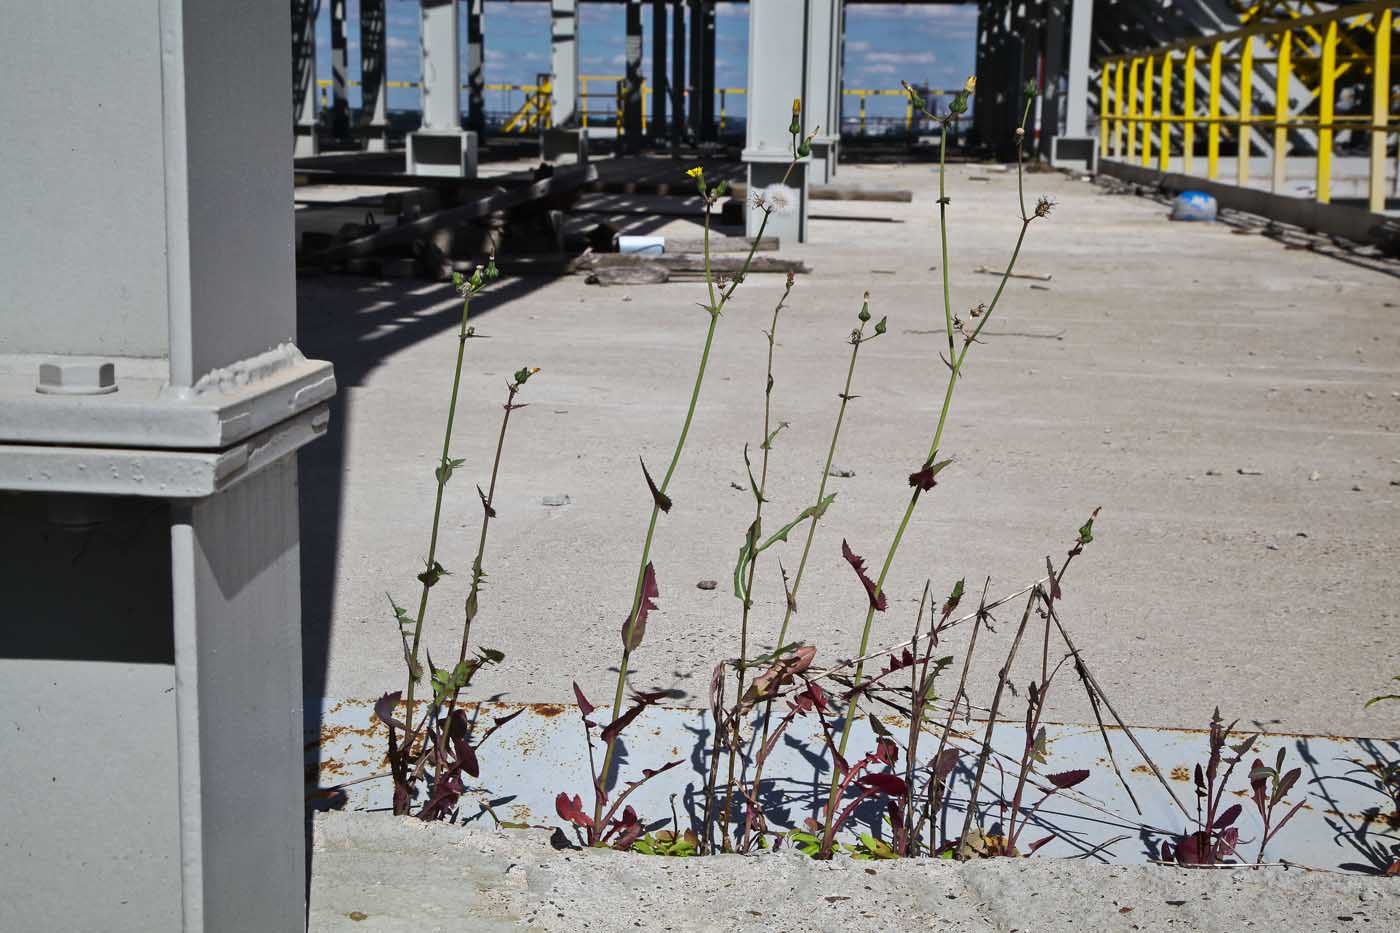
1318,19,1337,203
1099,64,1110,154
1114,59,1125,157
1159,52,1174,172
1183,47,1197,174
1238,36,1253,187
1127,57,1140,160
1272,29,1292,193
1143,55,1156,167
1369,8,1392,212
1208,41,1222,180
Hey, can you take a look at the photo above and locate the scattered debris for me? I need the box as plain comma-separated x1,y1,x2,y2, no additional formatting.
541,494,571,507
696,580,718,591
827,466,856,478
1237,467,1263,476
1310,471,1322,481
975,266,1052,281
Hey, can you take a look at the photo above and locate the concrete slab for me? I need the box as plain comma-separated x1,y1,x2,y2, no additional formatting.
296,160,1400,739
308,812,1400,932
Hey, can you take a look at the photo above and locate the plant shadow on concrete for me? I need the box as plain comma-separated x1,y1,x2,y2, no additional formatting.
353,76,1400,873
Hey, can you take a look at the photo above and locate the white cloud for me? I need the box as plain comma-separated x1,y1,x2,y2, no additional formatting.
862,51,937,66
846,40,872,53
857,64,898,76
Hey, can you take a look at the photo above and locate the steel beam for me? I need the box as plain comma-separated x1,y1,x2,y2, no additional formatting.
625,0,644,150
467,0,487,135
0,3,335,928
360,0,389,151
743,0,809,243
408,0,477,177
652,0,668,136
804,0,843,183
551,0,580,127
293,0,320,156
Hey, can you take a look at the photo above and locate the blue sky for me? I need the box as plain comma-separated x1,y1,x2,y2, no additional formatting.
315,1,976,122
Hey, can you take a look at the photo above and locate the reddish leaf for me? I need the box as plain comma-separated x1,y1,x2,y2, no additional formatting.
1213,803,1242,830
555,792,594,828
1026,834,1056,854
1047,769,1090,790
611,805,645,850
857,772,909,796
640,457,672,513
573,682,596,718
907,456,953,491
875,737,899,767
933,748,960,781
792,682,828,713
740,645,816,712
621,562,660,652
373,691,406,731
842,539,887,612
600,691,666,745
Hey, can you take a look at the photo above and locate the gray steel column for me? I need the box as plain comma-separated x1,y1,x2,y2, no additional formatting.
293,0,320,156
0,2,335,929
652,0,667,137
551,0,579,127
671,0,686,143
688,0,702,139
361,0,389,151
1047,0,1096,170
330,0,350,140
467,0,486,135
1040,0,1067,160
743,0,809,243
408,0,477,177
624,0,643,150
804,0,842,183
700,1,716,140
1064,0,1095,138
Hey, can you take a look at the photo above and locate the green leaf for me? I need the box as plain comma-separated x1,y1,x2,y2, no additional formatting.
761,420,790,452
755,494,837,556
417,560,450,588
1078,515,1095,545
733,518,761,603
436,457,466,485
480,647,505,664
868,712,892,739
742,444,764,504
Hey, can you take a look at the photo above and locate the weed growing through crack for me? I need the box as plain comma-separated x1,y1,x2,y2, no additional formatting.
555,104,819,846
374,259,544,819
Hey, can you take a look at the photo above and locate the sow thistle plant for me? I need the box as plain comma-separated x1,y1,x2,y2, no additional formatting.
372,257,544,819
369,76,1272,866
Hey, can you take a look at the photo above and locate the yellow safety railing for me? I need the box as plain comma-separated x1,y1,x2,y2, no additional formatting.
318,77,967,140
1097,1,1397,211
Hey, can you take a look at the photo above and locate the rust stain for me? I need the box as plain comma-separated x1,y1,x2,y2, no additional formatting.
511,803,533,822
529,703,566,718
1131,764,1151,775
1170,767,1191,782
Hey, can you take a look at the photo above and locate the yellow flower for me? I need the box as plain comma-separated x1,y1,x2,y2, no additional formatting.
685,166,704,178
791,98,801,115
963,75,977,93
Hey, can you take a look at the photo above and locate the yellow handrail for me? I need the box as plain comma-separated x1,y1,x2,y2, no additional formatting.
1096,1,1399,211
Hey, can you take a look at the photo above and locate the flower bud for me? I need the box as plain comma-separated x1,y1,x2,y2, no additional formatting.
470,267,484,289
858,292,871,323
484,255,499,280
873,316,887,335
1024,79,1039,98
513,366,540,386
797,138,811,158
949,90,969,115
963,76,977,94
452,271,465,290
789,98,802,135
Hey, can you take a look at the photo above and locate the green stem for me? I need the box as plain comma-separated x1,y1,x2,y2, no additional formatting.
719,279,790,850
402,289,474,734
823,97,1038,830
594,203,778,830
443,381,520,726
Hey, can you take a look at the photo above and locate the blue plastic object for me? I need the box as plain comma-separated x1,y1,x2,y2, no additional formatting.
1170,190,1218,222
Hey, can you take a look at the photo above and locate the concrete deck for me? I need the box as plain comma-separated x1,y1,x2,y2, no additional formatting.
296,158,1400,738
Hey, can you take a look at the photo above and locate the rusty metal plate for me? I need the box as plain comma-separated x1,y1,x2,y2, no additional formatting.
308,699,1399,871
